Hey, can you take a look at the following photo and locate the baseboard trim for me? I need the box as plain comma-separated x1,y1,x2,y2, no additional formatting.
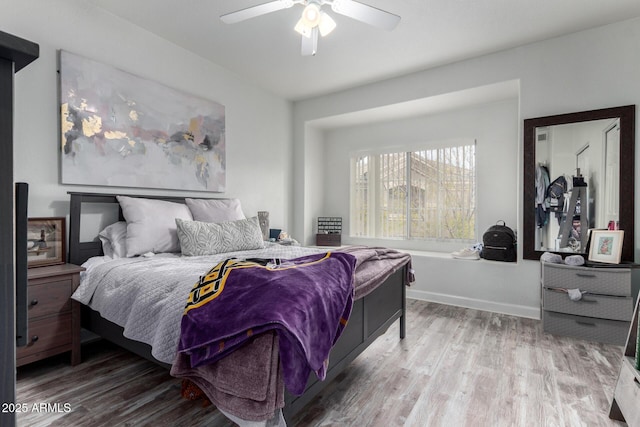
407,289,541,320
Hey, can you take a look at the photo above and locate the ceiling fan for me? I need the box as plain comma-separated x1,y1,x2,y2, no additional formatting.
221,0,401,56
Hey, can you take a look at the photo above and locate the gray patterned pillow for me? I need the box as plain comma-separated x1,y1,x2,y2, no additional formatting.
176,217,265,256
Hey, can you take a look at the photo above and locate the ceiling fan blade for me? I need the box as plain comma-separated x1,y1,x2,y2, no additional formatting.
221,0,295,24
301,27,319,56
331,0,400,31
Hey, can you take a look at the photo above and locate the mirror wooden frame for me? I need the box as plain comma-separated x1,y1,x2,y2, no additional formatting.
523,105,635,261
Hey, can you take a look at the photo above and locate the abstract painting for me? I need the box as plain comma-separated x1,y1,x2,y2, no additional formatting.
60,50,226,192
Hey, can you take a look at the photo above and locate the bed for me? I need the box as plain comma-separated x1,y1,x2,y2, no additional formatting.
67,191,411,424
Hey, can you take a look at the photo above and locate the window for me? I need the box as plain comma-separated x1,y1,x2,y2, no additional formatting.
351,140,476,245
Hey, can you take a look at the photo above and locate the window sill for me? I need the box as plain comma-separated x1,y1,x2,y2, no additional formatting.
345,236,475,255
401,249,453,259
403,249,519,265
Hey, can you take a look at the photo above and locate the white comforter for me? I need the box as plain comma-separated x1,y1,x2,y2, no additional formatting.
71,243,325,364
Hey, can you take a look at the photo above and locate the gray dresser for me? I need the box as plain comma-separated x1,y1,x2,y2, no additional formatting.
542,262,638,345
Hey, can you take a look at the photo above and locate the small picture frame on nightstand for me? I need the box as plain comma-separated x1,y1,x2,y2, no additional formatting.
27,217,65,268
587,229,624,264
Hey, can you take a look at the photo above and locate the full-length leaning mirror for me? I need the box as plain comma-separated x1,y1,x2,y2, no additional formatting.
523,105,635,261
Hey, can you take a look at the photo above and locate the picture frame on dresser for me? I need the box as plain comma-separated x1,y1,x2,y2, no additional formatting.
587,229,624,264
27,217,65,268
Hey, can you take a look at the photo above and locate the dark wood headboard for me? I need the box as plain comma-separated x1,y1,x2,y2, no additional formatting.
67,192,198,266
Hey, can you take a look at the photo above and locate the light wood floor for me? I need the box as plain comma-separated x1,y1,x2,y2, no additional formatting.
16,300,627,427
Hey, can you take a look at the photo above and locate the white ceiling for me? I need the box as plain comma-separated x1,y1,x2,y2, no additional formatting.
88,0,640,101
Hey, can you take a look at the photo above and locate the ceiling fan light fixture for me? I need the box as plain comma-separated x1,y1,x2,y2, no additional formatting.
318,12,336,36
295,2,335,38
300,3,321,27
294,18,312,38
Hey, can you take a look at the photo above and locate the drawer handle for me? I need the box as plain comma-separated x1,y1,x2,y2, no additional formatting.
579,298,597,304
575,321,596,327
575,273,596,278
31,335,39,343
30,299,38,306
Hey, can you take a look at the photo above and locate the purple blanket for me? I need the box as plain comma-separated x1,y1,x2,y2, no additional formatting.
177,251,356,395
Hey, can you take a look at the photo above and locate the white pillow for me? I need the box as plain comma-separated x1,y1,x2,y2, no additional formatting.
185,198,245,223
176,217,264,256
98,221,127,258
117,196,193,257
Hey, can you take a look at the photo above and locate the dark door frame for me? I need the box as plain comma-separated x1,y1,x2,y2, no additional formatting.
0,31,39,427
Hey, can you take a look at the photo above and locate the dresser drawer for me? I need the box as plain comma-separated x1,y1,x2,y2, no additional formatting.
613,358,640,427
16,313,72,361
27,278,73,318
543,310,629,345
543,263,631,296
543,288,634,321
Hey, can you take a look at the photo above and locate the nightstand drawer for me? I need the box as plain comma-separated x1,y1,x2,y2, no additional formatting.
27,278,73,318
543,310,629,345
16,313,72,361
19,263,85,367
614,358,640,427
543,263,631,296
543,288,634,321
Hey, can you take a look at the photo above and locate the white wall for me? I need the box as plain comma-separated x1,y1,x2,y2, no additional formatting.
292,17,640,319
303,125,326,245
2,0,293,232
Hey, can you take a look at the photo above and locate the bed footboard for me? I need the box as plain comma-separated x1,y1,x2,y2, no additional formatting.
283,265,407,419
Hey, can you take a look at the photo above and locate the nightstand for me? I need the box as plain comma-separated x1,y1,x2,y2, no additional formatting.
16,263,85,367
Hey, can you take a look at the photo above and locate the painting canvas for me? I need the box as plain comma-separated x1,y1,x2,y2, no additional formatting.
60,50,225,192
